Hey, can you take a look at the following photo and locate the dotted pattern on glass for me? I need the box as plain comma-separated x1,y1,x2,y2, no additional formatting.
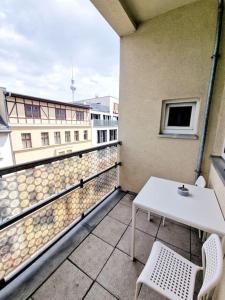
0,145,118,223
0,167,118,280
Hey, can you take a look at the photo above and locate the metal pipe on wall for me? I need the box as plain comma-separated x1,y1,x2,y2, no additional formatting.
195,0,224,179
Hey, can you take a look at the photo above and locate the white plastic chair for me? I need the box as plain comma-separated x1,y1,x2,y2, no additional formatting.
147,176,206,229
135,234,223,300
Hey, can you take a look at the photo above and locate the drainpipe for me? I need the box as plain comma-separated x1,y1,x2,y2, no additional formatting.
195,0,224,179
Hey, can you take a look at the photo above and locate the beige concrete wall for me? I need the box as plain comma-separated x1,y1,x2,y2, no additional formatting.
10,127,92,164
208,164,225,300
119,0,225,192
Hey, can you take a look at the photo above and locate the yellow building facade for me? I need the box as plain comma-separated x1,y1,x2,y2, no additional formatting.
0,89,92,164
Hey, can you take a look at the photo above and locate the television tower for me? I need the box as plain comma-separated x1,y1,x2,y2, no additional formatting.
70,66,76,102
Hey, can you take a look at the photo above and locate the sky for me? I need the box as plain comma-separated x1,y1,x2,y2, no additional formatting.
0,0,119,102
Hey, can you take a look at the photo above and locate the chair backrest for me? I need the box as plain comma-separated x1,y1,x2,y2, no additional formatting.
198,234,223,299
195,176,206,188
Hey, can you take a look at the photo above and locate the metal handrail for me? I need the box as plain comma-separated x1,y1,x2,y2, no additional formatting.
0,141,121,176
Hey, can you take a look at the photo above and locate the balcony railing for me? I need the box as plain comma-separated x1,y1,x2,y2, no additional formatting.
0,141,121,286
92,119,118,127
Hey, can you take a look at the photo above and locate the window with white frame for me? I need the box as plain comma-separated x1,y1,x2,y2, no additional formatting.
97,130,107,143
161,99,199,135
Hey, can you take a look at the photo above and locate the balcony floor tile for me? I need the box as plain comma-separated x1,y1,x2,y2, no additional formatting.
3,191,202,300
157,219,191,253
108,202,132,225
135,209,161,236
117,226,155,264
92,215,127,246
69,234,113,280
32,260,92,300
138,284,167,300
97,248,144,300
84,282,117,300
120,193,135,207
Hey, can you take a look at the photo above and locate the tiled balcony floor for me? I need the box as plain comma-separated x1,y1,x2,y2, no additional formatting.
1,191,203,300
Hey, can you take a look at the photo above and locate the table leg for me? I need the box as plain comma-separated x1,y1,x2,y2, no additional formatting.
131,204,137,261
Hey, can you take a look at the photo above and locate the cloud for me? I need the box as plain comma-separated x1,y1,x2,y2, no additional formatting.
0,0,119,101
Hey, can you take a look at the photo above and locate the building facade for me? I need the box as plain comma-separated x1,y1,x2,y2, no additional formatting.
0,116,14,168
0,88,92,164
77,96,118,146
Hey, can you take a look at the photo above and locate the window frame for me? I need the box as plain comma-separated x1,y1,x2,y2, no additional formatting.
83,130,88,140
74,130,79,141
76,111,84,121
161,99,199,135
54,132,61,144
21,133,32,148
55,108,66,120
41,132,49,146
109,129,117,141
65,131,71,143
25,104,40,119
97,130,107,143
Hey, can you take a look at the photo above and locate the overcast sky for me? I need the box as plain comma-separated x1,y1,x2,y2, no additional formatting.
0,0,119,102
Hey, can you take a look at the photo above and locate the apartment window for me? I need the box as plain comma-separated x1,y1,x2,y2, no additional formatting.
103,115,110,120
74,131,79,141
84,130,88,140
113,102,119,114
41,132,49,146
21,133,32,148
91,113,100,120
161,100,199,135
54,132,61,144
65,131,71,143
55,108,66,120
110,129,117,141
25,104,40,119
76,111,84,121
97,130,107,143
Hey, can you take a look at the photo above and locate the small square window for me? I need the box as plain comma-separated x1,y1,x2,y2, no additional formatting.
161,100,199,135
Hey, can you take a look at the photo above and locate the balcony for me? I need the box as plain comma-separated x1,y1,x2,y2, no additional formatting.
92,119,118,127
0,144,203,300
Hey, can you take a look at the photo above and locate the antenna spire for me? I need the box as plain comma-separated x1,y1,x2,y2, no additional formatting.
70,65,76,102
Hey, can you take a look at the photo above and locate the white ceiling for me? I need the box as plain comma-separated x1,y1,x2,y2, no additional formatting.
121,0,199,23
91,0,199,36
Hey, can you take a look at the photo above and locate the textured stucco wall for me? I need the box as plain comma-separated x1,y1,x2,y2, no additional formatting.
118,0,225,192
208,164,225,300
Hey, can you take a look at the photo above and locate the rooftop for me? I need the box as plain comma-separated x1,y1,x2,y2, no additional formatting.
5,92,91,110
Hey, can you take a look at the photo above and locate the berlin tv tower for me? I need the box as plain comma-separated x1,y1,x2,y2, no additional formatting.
70,66,76,102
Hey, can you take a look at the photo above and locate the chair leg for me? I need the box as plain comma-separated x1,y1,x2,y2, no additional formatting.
202,232,207,242
198,230,202,239
147,212,151,222
135,282,142,300
162,217,165,226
